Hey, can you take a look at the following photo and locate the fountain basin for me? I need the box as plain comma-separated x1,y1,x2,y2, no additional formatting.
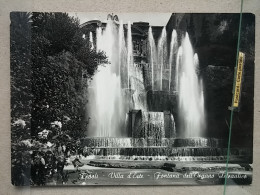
81,147,252,163
80,137,252,162
81,137,224,148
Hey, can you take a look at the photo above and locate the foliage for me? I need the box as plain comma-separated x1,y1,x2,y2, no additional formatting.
10,12,32,119
29,12,107,137
10,12,107,185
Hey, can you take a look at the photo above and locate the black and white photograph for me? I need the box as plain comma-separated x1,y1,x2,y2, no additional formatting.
10,12,255,186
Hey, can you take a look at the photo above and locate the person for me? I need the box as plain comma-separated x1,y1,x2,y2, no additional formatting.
65,144,71,158
72,156,84,171
62,144,66,154
30,152,37,185
56,156,65,184
76,139,82,159
45,150,55,178
33,152,46,185
57,144,63,156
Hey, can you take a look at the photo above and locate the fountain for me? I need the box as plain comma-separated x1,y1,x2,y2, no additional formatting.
81,17,242,162
89,32,94,50
177,33,206,138
118,20,127,88
87,19,125,137
148,27,167,91
148,26,156,91
127,21,132,89
157,27,167,91
175,46,182,92
148,27,171,92
168,29,177,92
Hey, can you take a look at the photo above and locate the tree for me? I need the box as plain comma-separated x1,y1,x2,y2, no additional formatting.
30,12,107,137
10,12,32,121
10,12,33,186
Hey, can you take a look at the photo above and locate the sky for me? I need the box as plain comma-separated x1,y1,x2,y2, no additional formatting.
68,12,172,26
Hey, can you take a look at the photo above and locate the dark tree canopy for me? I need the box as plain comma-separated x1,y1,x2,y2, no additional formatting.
28,12,107,137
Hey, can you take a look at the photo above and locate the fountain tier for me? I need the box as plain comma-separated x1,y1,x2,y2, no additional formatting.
81,137,252,162
81,137,224,148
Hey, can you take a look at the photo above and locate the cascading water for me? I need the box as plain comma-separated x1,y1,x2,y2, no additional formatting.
148,26,156,91
88,19,149,137
148,27,167,91
168,29,177,92
177,32,206,138
81,16,227,162
141,111,165,138
175,46,182,92
170,114,177,138
127,21,132,89
88,19,205,140
118,21,128,88
130,66,148,110
87,19,125,137
157,27,167,91
89,32,94,50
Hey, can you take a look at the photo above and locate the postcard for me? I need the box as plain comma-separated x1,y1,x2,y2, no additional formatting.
10,12,254,186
